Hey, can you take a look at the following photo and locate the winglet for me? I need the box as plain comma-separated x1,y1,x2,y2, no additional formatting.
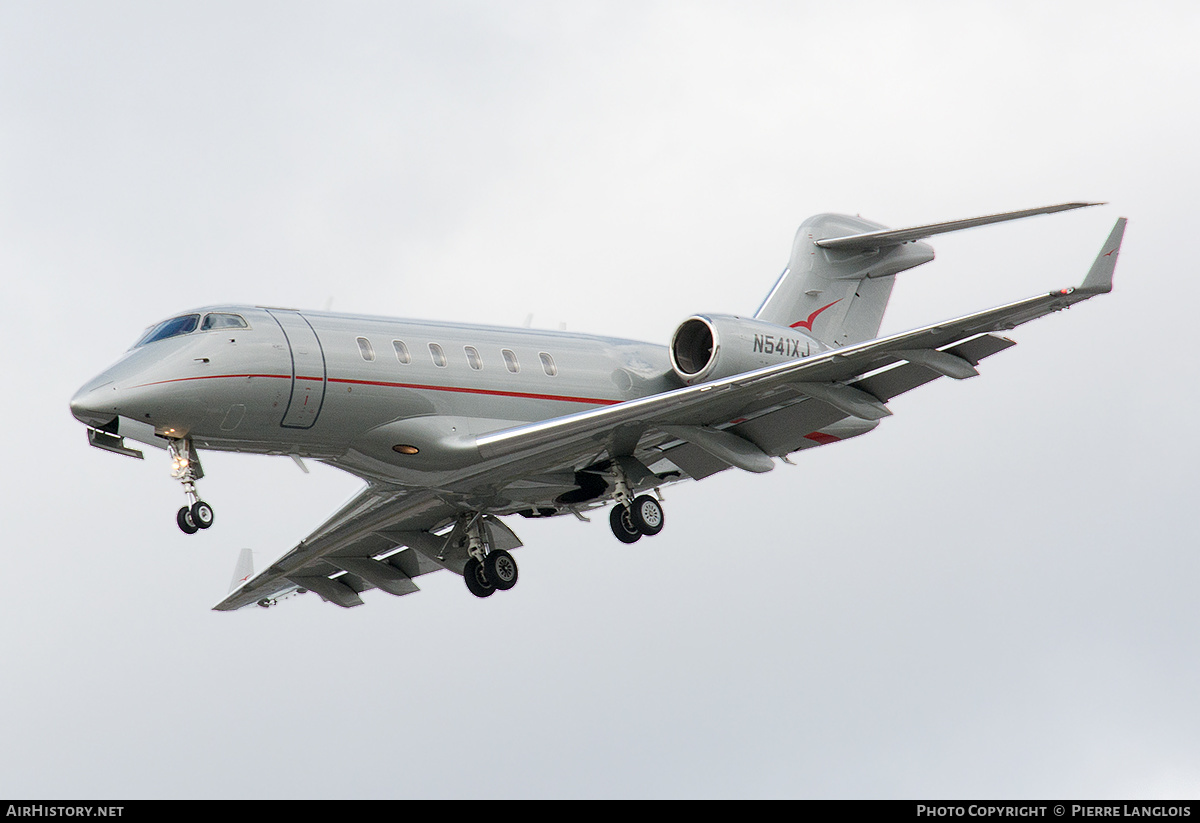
1078,218,1127,294
228,548,254,594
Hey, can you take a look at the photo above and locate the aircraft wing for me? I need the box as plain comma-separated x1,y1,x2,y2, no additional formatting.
214,218,1123,611
470,218,1126,472
213,484,462,610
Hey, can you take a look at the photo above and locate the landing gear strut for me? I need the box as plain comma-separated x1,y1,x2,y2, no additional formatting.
169,438,215,535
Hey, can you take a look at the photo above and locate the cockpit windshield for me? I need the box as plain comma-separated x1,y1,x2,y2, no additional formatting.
133,314,201,348
201,313,249,331
131,312,250,349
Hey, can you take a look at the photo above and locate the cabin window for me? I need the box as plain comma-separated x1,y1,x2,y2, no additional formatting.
464,346,483,370
501,349,520,374
393,340,411,364
357,337,375,361
539,352,557,376
201,313,248,331
133,314,200,348
429,343,447,367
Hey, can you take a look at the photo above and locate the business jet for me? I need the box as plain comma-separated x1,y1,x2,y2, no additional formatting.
69,203,1126,610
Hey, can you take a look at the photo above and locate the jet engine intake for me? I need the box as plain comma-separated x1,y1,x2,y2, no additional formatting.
669,314,825,385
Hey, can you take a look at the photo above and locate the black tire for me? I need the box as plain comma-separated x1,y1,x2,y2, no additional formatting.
609,504,642,544
191,500,215,530
484,550,519,590
176,505,199,535
630,495,664,536
463,558,495,598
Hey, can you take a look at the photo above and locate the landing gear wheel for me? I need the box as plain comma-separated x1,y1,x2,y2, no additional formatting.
610,505,642,544
176,505,199,535
630,495,664,536
463,558,496,598
484,550,519,590
190,500,215,530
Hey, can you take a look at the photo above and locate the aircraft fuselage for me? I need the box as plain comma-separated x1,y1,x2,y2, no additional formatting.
70,305,687,485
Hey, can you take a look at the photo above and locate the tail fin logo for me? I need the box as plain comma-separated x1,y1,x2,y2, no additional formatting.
789,299,842,332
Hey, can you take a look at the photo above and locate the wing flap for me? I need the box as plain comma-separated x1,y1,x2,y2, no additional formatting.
333,558,421,597
658,425,775,473
728,396,849,457
856,334,1015,402
213,486,458,611
658,441,736,480
286,574,365,608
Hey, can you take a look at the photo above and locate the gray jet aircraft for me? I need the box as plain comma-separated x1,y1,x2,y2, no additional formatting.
70,204,1126,610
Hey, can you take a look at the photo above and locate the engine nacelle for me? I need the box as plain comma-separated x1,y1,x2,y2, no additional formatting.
669,313,827,385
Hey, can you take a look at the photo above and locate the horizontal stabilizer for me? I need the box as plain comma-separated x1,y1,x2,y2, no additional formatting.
815,202,1102,252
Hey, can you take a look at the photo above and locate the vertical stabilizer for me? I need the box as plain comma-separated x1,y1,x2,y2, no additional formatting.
755,213,935,347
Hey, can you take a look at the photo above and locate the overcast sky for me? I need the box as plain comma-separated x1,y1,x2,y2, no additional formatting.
3,0,1198,799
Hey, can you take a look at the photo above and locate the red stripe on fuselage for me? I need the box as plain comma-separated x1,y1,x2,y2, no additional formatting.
131,372,620,406
132,373,294,387
325,376,620,405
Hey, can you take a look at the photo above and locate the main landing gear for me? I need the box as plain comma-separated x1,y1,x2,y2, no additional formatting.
464,550,519,598
606,464,665,544
169,438,215,535
459,515,519,598
609,495,664,543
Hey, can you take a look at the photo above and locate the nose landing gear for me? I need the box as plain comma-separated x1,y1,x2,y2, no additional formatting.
169,438,215,535
176,500,215,534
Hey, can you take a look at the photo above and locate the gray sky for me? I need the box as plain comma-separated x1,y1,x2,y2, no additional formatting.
3,0,1198,799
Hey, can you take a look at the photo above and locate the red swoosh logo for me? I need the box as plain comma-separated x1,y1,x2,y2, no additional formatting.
789,299,841,331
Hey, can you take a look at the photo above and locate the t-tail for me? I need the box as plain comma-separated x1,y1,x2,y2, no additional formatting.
754,202,1102,348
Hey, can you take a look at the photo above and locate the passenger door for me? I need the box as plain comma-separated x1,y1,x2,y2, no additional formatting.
267,309,327,429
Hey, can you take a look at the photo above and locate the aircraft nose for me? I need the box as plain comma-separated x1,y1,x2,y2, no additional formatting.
70,380,119,428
